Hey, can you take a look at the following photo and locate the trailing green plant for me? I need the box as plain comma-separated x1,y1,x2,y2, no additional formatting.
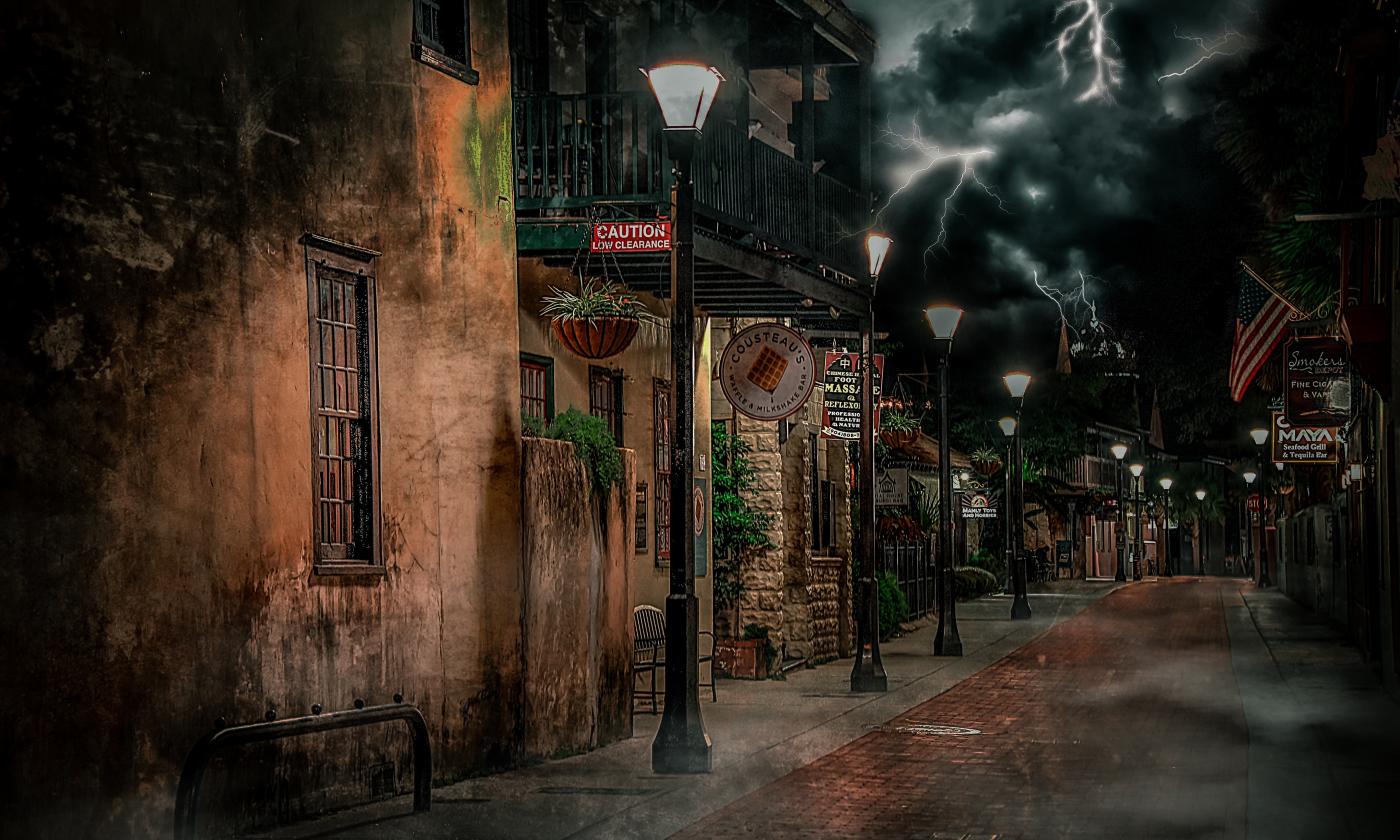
521,415,546,438
539,279,661,325
877,571,908,640
953,566,1000,601
880,410,919,432
545,408,621,494
713,423,775,610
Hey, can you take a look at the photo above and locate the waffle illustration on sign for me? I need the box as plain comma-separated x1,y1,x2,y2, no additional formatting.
746,346,789,394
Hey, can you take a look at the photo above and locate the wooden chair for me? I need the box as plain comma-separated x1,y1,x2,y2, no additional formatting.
632,604,716,714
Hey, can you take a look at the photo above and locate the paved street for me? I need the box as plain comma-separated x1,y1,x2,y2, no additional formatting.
286,579,1399,840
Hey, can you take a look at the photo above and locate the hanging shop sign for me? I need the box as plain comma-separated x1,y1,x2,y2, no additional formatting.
590,220,673,253
718,323,816,421
1271,411,1339,464
875,468,909,507
1284,336,1351,427
960,492,998,519
820,351,884,439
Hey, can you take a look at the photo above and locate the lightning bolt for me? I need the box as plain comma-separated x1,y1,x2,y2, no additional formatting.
1053,0,1122,103
1033,269,1107,343
1157,26,1250,81
877,120,1006,262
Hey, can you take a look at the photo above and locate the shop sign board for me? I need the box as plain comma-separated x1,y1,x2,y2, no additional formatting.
718,323,816,421
875,468,909,507
820,351,884,439
1284,336,1350,427
590,220,672,252
1272,411,1339,464
961,492,998,519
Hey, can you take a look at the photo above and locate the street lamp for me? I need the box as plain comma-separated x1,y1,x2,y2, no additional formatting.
1110,443,1129,582
1242,470,1257,579
1129,463,1144,578
1249,426,1272,588
645,47,723,774
1004,372,1032,620
1195,488,1208,576
1159,476,1174,577
927,305,964,657
999,416,1016,595
850,233,891,693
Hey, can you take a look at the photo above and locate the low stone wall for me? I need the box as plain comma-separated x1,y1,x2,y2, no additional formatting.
520,439,634,758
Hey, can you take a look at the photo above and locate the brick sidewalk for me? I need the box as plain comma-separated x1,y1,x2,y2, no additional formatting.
673,579,1249,840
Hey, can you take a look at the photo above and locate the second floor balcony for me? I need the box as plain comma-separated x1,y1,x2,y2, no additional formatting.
512,90,872,319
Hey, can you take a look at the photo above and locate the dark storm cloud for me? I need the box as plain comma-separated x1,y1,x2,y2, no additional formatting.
846,0,1260,393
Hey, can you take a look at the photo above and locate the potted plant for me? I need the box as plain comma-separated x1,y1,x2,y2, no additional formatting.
970,447,1003,477
879,410,919,447
540,279,659,360
716,623,776,680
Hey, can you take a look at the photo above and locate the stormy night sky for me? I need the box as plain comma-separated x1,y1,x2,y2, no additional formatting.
844,0,1261,413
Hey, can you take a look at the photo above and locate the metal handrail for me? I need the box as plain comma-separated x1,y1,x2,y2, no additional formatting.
173,699,431,840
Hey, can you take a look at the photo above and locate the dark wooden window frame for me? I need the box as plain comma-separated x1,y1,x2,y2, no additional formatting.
589,365,624,446
302,234,384,577
519,352,554,422
635,481,649,553
413,0,480,85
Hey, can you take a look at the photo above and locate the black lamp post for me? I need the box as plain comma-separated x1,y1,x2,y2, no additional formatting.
1250,427,1273,588
1243,469,1257,579
644,51,723,774
1129,462,1144,579
927,304,964,657
998,416,1017,594
1195,488,1208,575
1111,442,1129,582
850,233,891,693
1004,372,1032,620
1158,476,1174,577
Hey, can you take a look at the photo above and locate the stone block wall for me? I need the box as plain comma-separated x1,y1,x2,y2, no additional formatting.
736,414,787,649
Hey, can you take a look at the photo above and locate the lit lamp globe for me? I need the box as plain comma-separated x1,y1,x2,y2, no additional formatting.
1195,489,1207,501
1003,372,1032,400
642,62,724,133
866,233,893,281
1159,477,1173,492
998,416,1017,437
1243,470,1257,485
925,304,963,340
1129,463,1144,478
1249,427,1269,447
1110,442,1129,461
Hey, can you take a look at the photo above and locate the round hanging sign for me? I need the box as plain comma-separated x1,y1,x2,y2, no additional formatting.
718,323,815,421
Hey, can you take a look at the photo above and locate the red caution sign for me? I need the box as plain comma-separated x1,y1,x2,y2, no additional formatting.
590,221,672,252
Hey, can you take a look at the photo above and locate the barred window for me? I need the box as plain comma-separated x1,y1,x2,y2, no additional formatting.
303,236,381,571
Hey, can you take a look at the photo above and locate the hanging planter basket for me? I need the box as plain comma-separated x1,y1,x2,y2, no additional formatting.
551,317,640,360
879,428,918,448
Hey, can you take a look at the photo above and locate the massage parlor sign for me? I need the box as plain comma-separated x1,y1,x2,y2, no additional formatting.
590,221,672,252
718,323,816,421
820,351,884,440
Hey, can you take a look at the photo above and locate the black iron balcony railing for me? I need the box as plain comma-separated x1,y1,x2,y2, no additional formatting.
1046,454,1118,490
513,91,869,278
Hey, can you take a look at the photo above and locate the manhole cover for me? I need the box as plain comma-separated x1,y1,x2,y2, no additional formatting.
885,723,981,736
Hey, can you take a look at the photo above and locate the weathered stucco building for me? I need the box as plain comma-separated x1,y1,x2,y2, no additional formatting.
0,1,559,836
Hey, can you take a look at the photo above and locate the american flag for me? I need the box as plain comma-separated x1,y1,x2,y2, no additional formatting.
1229,272,1294,402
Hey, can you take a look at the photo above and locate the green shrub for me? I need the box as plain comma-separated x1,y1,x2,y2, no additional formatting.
967,546,1006,582
546,408,621,494
521,415,546,438
953,566,1000,601
877,571,908,639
